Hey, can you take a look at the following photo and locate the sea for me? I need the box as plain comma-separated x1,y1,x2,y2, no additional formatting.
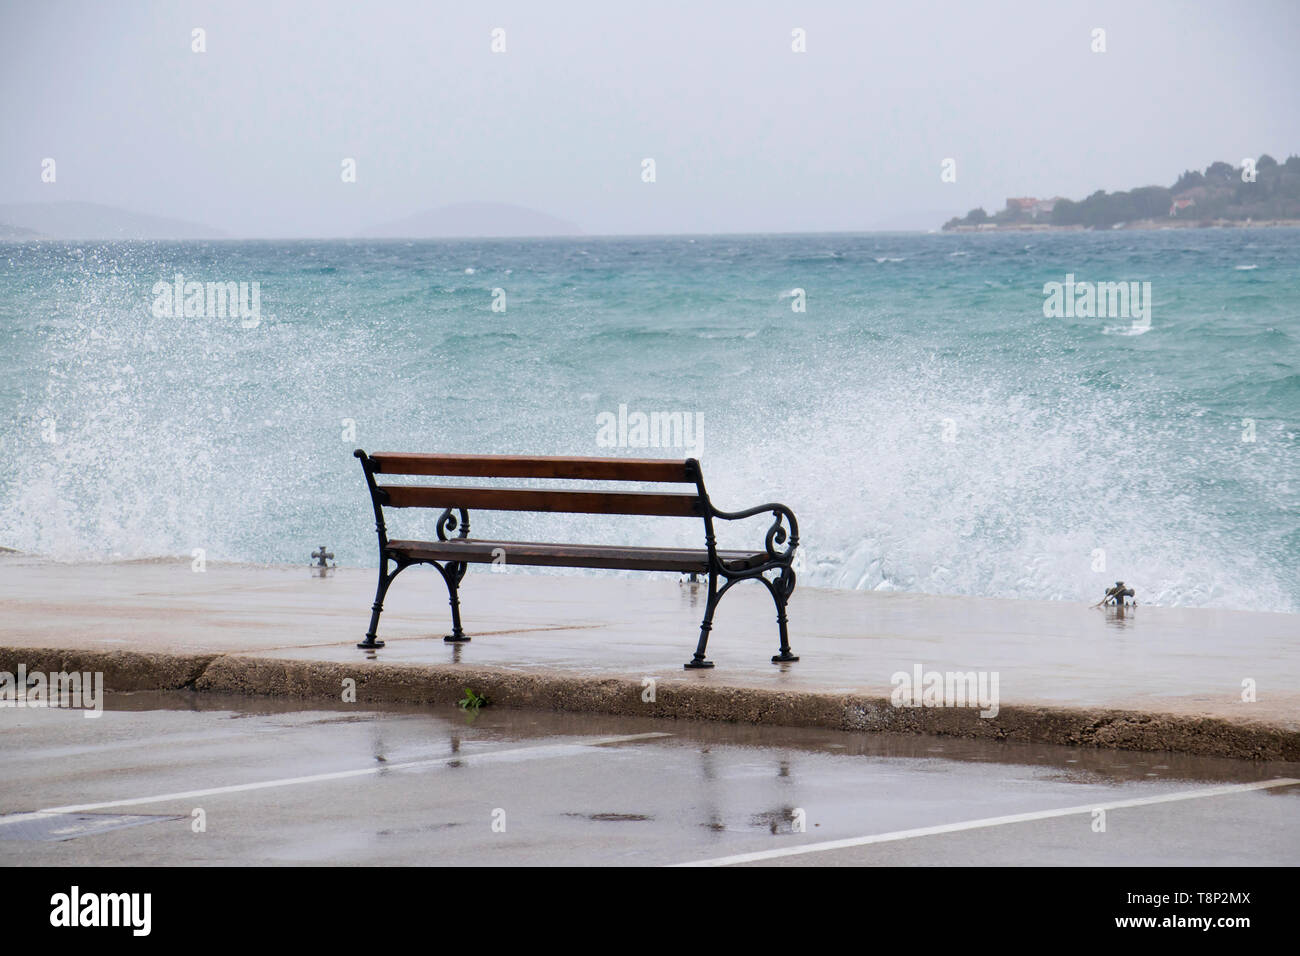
1,229,1297,613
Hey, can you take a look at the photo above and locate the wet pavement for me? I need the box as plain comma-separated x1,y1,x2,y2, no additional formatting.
1,556,1296,727
2,693,1296,866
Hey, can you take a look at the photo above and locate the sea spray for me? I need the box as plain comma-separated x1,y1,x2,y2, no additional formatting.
0,232,1295,613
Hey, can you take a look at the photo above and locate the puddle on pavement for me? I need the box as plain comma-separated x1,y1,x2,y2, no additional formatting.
0,812,183,842
95,689,1300,788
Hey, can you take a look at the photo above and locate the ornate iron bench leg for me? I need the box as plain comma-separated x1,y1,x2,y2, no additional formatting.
438,561,470,643
685,571,720,669
769,566,799,663
358,557,401,649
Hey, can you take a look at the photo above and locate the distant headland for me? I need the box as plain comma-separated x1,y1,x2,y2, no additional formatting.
943,155,1300,232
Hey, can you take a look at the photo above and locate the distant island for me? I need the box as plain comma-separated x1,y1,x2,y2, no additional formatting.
0,201,225,240
943,155,1300,231
0,200,581,240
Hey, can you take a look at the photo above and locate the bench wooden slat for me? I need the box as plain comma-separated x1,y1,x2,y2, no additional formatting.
379,484,704,517
369,453,693,483
386,538,768,573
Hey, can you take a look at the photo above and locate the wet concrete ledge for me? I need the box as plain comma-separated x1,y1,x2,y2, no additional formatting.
3,645,1296,762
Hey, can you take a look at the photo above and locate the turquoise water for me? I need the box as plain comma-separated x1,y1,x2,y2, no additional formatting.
1,231,1297,612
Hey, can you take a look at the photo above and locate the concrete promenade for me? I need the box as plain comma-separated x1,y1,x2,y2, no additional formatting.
1,554,1295,760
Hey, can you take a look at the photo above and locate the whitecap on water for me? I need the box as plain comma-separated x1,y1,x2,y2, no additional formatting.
697,329,758,339
1102,322,1151,336
1234,264,1258,271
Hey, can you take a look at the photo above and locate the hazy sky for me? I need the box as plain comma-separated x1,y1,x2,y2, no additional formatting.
3,0,1298,236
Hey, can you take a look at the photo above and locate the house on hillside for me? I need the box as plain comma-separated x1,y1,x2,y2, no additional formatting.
1006,197,1061,220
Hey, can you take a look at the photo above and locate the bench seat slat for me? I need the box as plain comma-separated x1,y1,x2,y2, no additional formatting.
379,485,703,517
370,453,692,483
386,538,768,573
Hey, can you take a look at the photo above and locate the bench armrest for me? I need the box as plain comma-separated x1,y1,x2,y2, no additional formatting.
709,501,799,565
436,507,470,540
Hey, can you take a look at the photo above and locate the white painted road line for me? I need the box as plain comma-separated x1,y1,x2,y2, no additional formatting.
0,732,671,827
673,777,1300,867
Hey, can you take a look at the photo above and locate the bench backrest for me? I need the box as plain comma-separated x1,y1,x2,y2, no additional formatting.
356,450,706,521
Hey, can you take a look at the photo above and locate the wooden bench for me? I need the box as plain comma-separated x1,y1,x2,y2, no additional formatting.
353,450,801,668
